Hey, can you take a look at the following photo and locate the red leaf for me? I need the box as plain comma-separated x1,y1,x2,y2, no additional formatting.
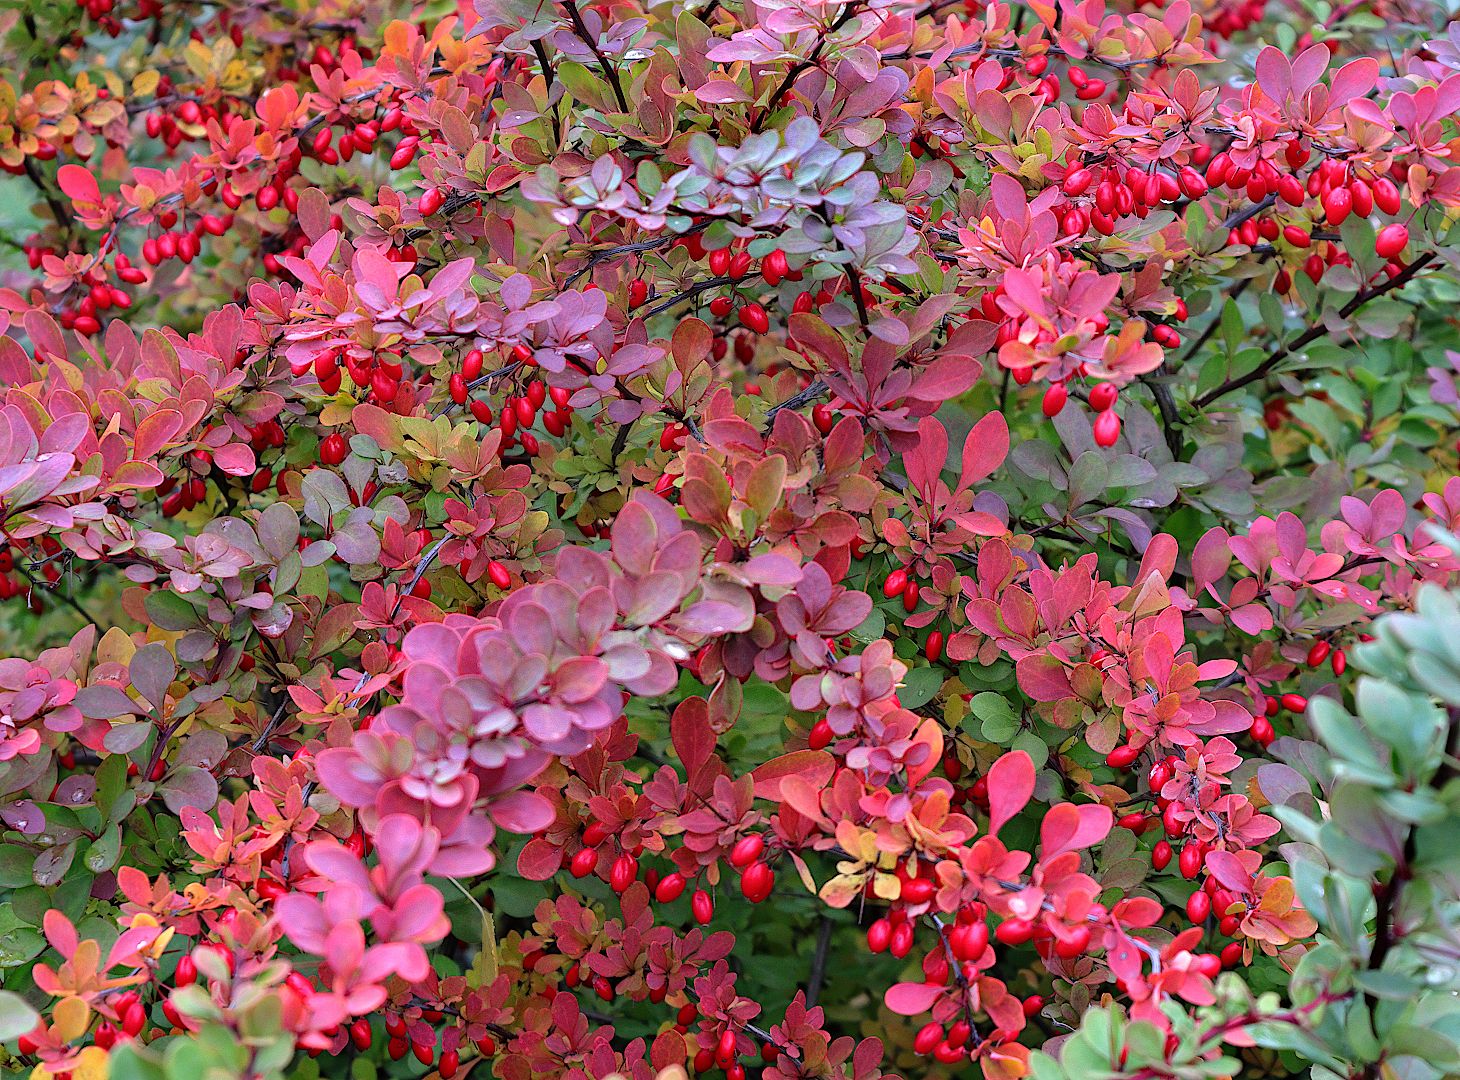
751,751,834,801
57,164,100,205
1039,803,1112,859
671,697,716,774
516,837,564,880
905,416,948,497
958,410,1009,490
1016,653,1073,702
986,750,1034,836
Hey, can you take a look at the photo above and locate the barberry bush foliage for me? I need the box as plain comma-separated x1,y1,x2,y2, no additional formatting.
1,0,1460,1076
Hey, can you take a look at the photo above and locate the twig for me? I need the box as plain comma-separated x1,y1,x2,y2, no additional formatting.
23,159,73,232
560,0,629,112
563,224,707,288
643,275,735,317
845,265,872,331
1191,252,1437,411
805,915,834,1007
763,379,828,432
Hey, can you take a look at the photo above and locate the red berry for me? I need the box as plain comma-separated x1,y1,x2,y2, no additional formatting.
1088,382,1118,411
913,1022,943,1055
1093,409,1121,447
320,433,348,465
1373,177,1402,215
1186,890,1212,923
866,918,892,953
1375,223,1409,260
995,917,1035,945
741,861,773,902
1041,382,1067,417
350,1019,372,1051
900,876,934,905
729,834,764,868
175,954,197,987
925,630,943,662
691,889,714,924
655,872,686,903
1321,186,1352,225
1151,839,1173,870
738,303,769,334
1105,744,1140,769
610,854,637,892
1250,715,1275,747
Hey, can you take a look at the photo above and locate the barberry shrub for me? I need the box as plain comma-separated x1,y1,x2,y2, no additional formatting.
1,0,1460,1078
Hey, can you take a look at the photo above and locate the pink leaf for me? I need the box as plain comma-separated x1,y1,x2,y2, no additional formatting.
752,751,834,801
986,750,1034,836
1039,803,1112,859
905,416,948,496
517,837,565,880
884,981,945,1016
1016,653,1073,702
57,165,100,205
959,410,1009,490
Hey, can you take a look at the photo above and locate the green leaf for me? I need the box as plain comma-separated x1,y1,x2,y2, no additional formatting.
0,989,38,1041
898,665,943,710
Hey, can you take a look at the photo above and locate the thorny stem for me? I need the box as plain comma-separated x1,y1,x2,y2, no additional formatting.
806,915,835,1007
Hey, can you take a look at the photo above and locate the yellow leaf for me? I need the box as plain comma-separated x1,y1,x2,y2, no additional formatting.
97,626,137,667
53,995,90,1043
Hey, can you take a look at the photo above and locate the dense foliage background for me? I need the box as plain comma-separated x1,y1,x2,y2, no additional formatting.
0,0,1459,1078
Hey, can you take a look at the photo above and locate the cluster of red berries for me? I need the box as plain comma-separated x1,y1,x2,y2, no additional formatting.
72,0,162,36
1059,152,1212,235
878,566,945,662
446,348,575,457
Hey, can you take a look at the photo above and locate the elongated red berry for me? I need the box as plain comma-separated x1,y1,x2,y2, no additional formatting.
729,834,764,868
1375,223,1409,260
655,871,686,903
738,303,769,334
1093,409,1121,447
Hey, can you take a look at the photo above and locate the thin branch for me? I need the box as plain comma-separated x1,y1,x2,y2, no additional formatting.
23,159,73,232
750,4,861,132
560,0,629,112
845,265,872,331
643,275,735,317
1191,252,1437,411
763,379,828,432
805,915,834,1007
1172,278,1251,370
